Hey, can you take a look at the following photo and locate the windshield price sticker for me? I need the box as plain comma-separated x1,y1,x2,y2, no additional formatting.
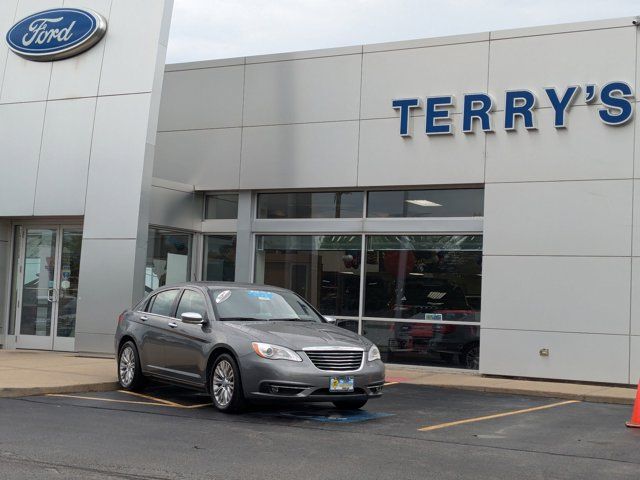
248,290,274,300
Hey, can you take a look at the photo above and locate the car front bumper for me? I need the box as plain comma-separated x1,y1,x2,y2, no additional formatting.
239,352,386,402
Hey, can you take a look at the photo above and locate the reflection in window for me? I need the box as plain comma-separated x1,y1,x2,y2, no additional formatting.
56,229,82,338
145,228,192,292
205,194,239,219
363,320,480,369
149,289,179,316
257,191,364,219
203,235,236,281
367,189,484,218
176,290,208,319
254,235,362,316
364,235,482,321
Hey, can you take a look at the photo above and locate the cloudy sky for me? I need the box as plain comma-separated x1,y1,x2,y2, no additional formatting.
166,0,640,63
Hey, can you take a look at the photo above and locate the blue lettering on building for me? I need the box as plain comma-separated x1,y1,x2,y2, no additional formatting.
598,81,634,125
425,96,454,135
393,81,635,136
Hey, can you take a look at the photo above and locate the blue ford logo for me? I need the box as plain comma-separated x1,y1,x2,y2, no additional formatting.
6,8,107,62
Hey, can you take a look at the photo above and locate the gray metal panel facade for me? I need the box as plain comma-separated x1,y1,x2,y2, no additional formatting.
154,16,640,384
0,0,174,353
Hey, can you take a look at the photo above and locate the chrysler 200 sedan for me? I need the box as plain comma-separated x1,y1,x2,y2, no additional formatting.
115,282,385,412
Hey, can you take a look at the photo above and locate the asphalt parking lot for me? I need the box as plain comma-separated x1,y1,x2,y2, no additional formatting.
0,382,638,479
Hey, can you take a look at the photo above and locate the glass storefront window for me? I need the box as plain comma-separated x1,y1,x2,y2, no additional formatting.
145,228,192,293
362,235,482,369
257,191,364,219
362,320,480,369
203,235,236,281
367,189,484,218
205,194,239,219
364,235,482,320
254,235,362,317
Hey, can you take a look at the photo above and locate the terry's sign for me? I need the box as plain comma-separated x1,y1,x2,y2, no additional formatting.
393,82,634,136
6,8,107,62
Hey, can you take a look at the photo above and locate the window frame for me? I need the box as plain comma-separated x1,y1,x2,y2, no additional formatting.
204,193,240,220
175,287,211,321
145,288,181,319
256,190,366,220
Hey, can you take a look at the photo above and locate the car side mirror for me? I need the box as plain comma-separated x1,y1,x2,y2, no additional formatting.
181,312,206,325
324,316,337,324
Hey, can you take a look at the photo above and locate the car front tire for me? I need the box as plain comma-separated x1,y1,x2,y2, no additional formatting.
118,341,145,391
210,353,245,413
333,399,368,410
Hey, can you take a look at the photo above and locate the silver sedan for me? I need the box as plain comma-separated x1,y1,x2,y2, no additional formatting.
115,282,385,412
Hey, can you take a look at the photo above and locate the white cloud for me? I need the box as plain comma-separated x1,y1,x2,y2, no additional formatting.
167,0,640,63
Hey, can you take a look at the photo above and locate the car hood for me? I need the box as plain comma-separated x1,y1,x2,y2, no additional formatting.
226,321,368,350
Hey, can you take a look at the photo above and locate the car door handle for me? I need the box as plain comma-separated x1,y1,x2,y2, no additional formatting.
168,322,178,328
140,316,148,322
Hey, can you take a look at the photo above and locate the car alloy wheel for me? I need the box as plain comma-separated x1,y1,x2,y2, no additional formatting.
212,359,235,408
119,345,136,388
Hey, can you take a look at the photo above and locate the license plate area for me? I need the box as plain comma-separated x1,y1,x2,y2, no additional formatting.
329,376,354,392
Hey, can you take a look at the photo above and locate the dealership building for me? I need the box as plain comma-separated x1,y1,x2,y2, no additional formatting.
1,1,639,385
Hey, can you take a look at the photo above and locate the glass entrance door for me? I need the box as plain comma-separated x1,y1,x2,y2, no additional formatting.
13,226,83,351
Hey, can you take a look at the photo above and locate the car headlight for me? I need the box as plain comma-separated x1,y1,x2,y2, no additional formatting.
368,344,381,362
252,342,302,362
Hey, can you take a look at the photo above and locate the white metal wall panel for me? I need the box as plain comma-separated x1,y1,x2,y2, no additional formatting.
0,102,46,216
482,255,631,335
483,180,633,257
488,28,636,109
34,98,96,215
240,121,359,189
154,129,242,189
158,66,245,131
480,329,630,384
485,107,635,182
361,41,489,118
243,54,362,126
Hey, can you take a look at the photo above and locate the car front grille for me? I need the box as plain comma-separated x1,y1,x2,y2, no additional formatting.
305,350,363,371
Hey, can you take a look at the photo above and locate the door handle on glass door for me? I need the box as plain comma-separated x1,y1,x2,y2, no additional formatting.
47,288,58,303
168,322,178,328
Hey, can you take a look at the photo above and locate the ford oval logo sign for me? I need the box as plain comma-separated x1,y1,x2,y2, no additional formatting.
6,8,107,62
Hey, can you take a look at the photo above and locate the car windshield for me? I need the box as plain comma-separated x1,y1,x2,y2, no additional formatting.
209,287,325,322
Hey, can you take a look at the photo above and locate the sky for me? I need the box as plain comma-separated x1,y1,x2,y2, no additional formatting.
166,0,640,64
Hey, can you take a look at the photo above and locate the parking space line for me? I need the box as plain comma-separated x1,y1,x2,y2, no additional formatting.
383,382,399,387
45,394,168,407
418,400,580,432
176,403,211,409
45,392,212,410
118,390,182,407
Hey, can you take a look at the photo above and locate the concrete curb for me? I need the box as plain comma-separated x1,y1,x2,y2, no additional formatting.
385,366,637,405
0,382,119,398
419,384,636,405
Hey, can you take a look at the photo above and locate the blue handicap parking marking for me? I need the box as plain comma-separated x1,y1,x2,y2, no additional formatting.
257,408,394,423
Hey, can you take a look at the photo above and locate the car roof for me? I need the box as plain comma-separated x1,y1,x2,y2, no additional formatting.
157,281,291,293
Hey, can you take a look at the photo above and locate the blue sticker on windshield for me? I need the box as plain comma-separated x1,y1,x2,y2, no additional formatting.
248,290,273,300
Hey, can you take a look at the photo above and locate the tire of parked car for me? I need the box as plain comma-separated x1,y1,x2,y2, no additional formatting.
118,341,146,391
333,399,368,410
210,353,246,413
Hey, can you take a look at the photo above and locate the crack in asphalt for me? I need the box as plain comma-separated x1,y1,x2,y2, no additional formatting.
0,452,174,480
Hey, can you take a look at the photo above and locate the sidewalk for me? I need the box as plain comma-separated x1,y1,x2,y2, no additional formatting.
0,350,117,398
0,350,637,404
